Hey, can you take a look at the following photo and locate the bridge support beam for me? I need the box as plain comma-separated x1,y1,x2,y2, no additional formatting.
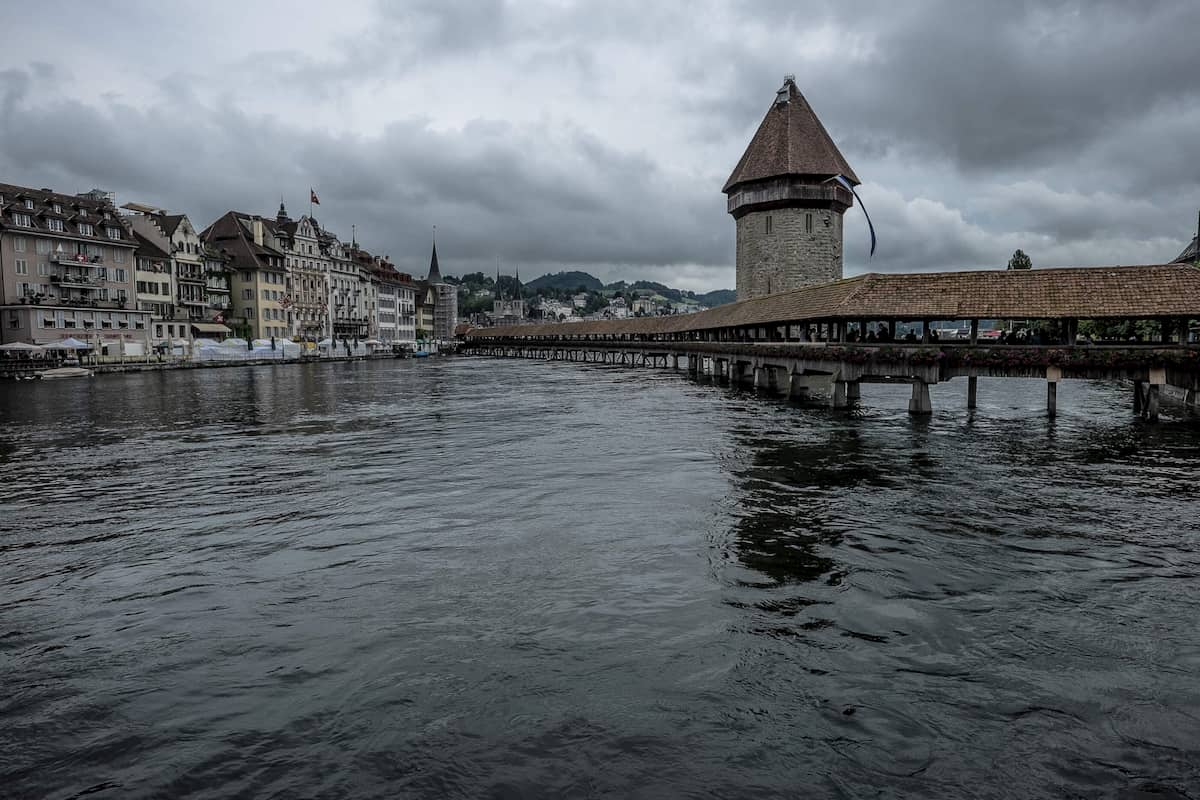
753,366,768,390
1047,366,1061,418
968,375,978,409
845,381,860,403
788,371,810,400
909,382,932,415
830,380,848,409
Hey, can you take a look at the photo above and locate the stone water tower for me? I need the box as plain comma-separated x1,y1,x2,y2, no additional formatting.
724,76,860,300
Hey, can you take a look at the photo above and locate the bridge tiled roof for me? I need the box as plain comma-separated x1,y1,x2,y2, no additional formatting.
466,264,1200,339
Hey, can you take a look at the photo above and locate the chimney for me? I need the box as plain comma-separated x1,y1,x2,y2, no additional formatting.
252,219,264,246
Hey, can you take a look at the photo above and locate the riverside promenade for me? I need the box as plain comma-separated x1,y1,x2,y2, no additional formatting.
465,264,1200,421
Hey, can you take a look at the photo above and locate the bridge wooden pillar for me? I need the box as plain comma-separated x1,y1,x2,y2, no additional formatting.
1046,366,1061,418
909,381,932,415
753,366,767,390
830,380,848,409
788,369,810,400
967,374,978,409
845,381,860,403
969,319,979,345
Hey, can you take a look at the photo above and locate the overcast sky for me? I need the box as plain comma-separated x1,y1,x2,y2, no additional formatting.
2,1,1198,290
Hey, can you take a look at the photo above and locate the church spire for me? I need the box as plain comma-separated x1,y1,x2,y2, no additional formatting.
427,238,442,283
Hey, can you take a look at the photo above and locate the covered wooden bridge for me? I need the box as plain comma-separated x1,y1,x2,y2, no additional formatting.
463,264,1200,420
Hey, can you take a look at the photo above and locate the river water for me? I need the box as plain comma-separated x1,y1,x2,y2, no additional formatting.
2,358,1199,798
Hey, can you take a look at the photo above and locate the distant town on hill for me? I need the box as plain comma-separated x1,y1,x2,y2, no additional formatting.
445,270,737,320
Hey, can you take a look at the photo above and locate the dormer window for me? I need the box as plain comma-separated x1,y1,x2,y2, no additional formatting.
12,213,32,227
47,218,64,232
78,222,94,236
106,227,121,240
53,203,62,214
23,198,34,209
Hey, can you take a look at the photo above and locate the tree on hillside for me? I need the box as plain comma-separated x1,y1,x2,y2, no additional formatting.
1007,249,1032,270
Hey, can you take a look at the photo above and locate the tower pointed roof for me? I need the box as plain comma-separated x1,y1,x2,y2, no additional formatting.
428,241,442,283
723,77,859,193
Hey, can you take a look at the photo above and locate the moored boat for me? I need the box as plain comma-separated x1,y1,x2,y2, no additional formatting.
38,367,94,380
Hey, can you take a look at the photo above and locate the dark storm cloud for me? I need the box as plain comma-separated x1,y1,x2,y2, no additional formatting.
2,1,1198,288
0,63,729,280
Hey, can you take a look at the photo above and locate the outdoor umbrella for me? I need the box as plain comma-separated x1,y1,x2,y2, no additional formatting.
44,338,91,350
0,342,45,352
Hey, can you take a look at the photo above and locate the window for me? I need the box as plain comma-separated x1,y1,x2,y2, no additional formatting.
242,271,252,282
23,198,34,209
14,259,28,275
18,282,32,296
13,236,25,252
262,289,269,300
106,227,121,240
242,289,252,300
52,203,61,214
112,248,126,264
114,268,127,282
765,216,773,235
78,223,94,236
161,282,170,295
47,218,64,232
38,262,49,276
13,213,32,227
805,213,814,234
36,239,50,254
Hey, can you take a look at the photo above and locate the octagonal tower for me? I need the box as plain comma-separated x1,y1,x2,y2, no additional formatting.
725,77,859,300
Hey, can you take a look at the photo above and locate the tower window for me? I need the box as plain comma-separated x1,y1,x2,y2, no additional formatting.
805,213,814,234
765,216,773,235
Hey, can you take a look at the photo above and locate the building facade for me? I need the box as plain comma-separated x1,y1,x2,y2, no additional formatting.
0,183,149,345
267,205,332,341
132,231,176,343
201,212,289,341
724,77,859,300
491,269,525,327
125,206,225,342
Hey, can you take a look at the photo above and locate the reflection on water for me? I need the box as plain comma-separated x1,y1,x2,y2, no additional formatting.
2,361,1199,798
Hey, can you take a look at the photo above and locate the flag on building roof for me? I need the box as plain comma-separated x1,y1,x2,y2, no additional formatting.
310,188,320,205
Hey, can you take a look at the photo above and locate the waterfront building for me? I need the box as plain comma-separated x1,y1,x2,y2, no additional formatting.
0,182,149,345
267,204,332,341
200,211,289,340
572,292,589,309
125,205,227,342
329,238,370,342
201,244,233,340
364,254,416,348
131,231,175,343
725,76,859,300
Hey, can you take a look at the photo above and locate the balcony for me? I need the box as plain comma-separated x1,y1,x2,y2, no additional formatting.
51,274,104,290
51,252,104,267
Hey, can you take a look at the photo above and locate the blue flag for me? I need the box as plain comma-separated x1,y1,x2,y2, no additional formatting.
832,175,876,258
